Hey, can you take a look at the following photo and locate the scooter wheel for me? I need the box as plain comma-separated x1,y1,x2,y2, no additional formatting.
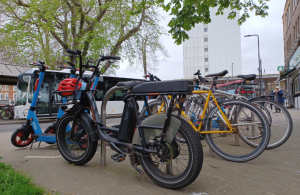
44,127,56,145
11,130,34,147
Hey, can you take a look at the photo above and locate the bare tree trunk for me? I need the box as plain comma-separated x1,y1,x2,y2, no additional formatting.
142,40,147,75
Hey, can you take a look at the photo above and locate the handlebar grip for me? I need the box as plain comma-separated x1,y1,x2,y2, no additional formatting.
193,70,200,75
102,56,121,60
66,49,82,55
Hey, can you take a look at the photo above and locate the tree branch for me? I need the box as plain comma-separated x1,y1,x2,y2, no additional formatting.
103,8,147,71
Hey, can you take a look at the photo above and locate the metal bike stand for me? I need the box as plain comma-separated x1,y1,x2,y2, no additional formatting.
100,86,125,167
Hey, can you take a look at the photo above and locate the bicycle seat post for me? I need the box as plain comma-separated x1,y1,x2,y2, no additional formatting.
210,77,218,90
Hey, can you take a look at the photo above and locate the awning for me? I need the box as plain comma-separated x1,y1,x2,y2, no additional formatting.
280,67,296,80
0,63,30,85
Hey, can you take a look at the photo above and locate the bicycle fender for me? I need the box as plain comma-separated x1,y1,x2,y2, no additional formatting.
249,95,274,101
79,112,100,142
132,114,181,145
48,122,56,129
16,124,34,140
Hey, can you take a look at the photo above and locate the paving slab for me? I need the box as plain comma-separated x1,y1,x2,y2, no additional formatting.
0,109,299,195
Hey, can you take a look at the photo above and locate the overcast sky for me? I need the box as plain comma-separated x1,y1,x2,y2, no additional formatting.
116,1,285,80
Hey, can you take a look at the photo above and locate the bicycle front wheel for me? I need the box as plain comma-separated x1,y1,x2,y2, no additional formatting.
204,100,270,162
56,112,98,165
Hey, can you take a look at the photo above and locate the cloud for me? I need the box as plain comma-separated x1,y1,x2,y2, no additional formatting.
241,1,285,74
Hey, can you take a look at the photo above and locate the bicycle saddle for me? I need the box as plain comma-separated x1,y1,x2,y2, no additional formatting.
116,81,143,89
205,70,228,78
132,80,193,93
237,74,256,81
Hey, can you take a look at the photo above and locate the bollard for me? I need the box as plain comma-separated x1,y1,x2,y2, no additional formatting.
100,86,125,167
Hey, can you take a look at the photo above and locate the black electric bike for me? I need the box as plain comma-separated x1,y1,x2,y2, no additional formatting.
55,50,203,189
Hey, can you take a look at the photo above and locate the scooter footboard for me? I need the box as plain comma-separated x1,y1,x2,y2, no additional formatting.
132,114,181,145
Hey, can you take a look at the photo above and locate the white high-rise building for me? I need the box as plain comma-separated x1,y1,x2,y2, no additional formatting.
183,8,242,78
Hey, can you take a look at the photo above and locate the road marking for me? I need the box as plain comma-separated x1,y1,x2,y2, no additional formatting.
24,156,62,159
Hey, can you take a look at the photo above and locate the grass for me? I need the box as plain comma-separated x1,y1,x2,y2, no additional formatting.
0,156,54,195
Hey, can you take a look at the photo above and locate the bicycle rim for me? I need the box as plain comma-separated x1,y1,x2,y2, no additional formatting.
57,116,89,160
250,98,293,149
204,100,270,162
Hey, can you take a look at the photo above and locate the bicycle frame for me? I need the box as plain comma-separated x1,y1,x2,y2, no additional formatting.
156,87,238,134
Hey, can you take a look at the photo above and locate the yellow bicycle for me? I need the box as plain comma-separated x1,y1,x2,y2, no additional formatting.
140,70,270,162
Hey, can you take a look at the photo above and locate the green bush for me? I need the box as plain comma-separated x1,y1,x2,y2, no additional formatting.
0,156,45,195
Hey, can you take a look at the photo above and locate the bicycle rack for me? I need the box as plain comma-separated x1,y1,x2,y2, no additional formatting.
100,86,125,167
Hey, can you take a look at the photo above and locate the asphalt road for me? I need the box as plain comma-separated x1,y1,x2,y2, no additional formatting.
0,118,121,133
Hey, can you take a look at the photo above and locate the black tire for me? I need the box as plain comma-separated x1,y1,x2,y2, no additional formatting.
139,100,168,120
44,126,56,145
11,129,34,147
205,100,270,162
56,112,98,166
248,98,293,149
139,116,203,189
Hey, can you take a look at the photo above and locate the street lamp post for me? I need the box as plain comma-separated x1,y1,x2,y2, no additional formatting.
244,34,263,96
232,63,234,82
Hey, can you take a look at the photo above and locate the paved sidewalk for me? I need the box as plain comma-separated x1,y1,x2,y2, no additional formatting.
0,109,299,195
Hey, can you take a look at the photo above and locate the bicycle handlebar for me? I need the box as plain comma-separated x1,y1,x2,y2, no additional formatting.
99,55,121,61
29,61,49,69
193,70,208,83
66,49,82,55
66,61,76,67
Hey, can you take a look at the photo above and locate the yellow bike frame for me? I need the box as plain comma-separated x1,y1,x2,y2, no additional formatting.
157,91,234,134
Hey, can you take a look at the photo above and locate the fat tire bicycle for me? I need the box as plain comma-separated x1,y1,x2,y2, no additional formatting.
55,49,203,189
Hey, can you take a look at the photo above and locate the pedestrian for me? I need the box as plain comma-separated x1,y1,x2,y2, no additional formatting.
270,86,284,112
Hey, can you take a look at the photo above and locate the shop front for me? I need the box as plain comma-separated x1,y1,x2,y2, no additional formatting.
281,46,300,108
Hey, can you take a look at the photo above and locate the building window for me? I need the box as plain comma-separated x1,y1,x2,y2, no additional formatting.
0,93,3,100
205,48,208,52
5,93,8,100
293,0,299,12
298,17,300,36
13,93,16,100
286,5,290,28
204,28,207,32
0,85,3,91
296,23,298,39
5,85,9,91
205,58,208,62
205,68,209,72
13,85,17,91
204,38,208,42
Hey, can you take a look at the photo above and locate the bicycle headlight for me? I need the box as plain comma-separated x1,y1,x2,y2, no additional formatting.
23,109,29,116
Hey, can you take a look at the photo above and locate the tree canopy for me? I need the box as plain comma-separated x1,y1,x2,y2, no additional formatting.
158,0,270,45
0,0,271,72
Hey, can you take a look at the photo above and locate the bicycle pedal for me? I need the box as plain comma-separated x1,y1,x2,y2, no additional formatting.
111,153,126,162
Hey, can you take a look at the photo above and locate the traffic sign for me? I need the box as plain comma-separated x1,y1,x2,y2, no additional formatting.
277,66,284,71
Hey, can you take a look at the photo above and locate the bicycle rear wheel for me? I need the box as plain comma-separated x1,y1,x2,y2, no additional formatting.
204,100,270,162
139,100,168,120
139,116,203,189
248,98,293,149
